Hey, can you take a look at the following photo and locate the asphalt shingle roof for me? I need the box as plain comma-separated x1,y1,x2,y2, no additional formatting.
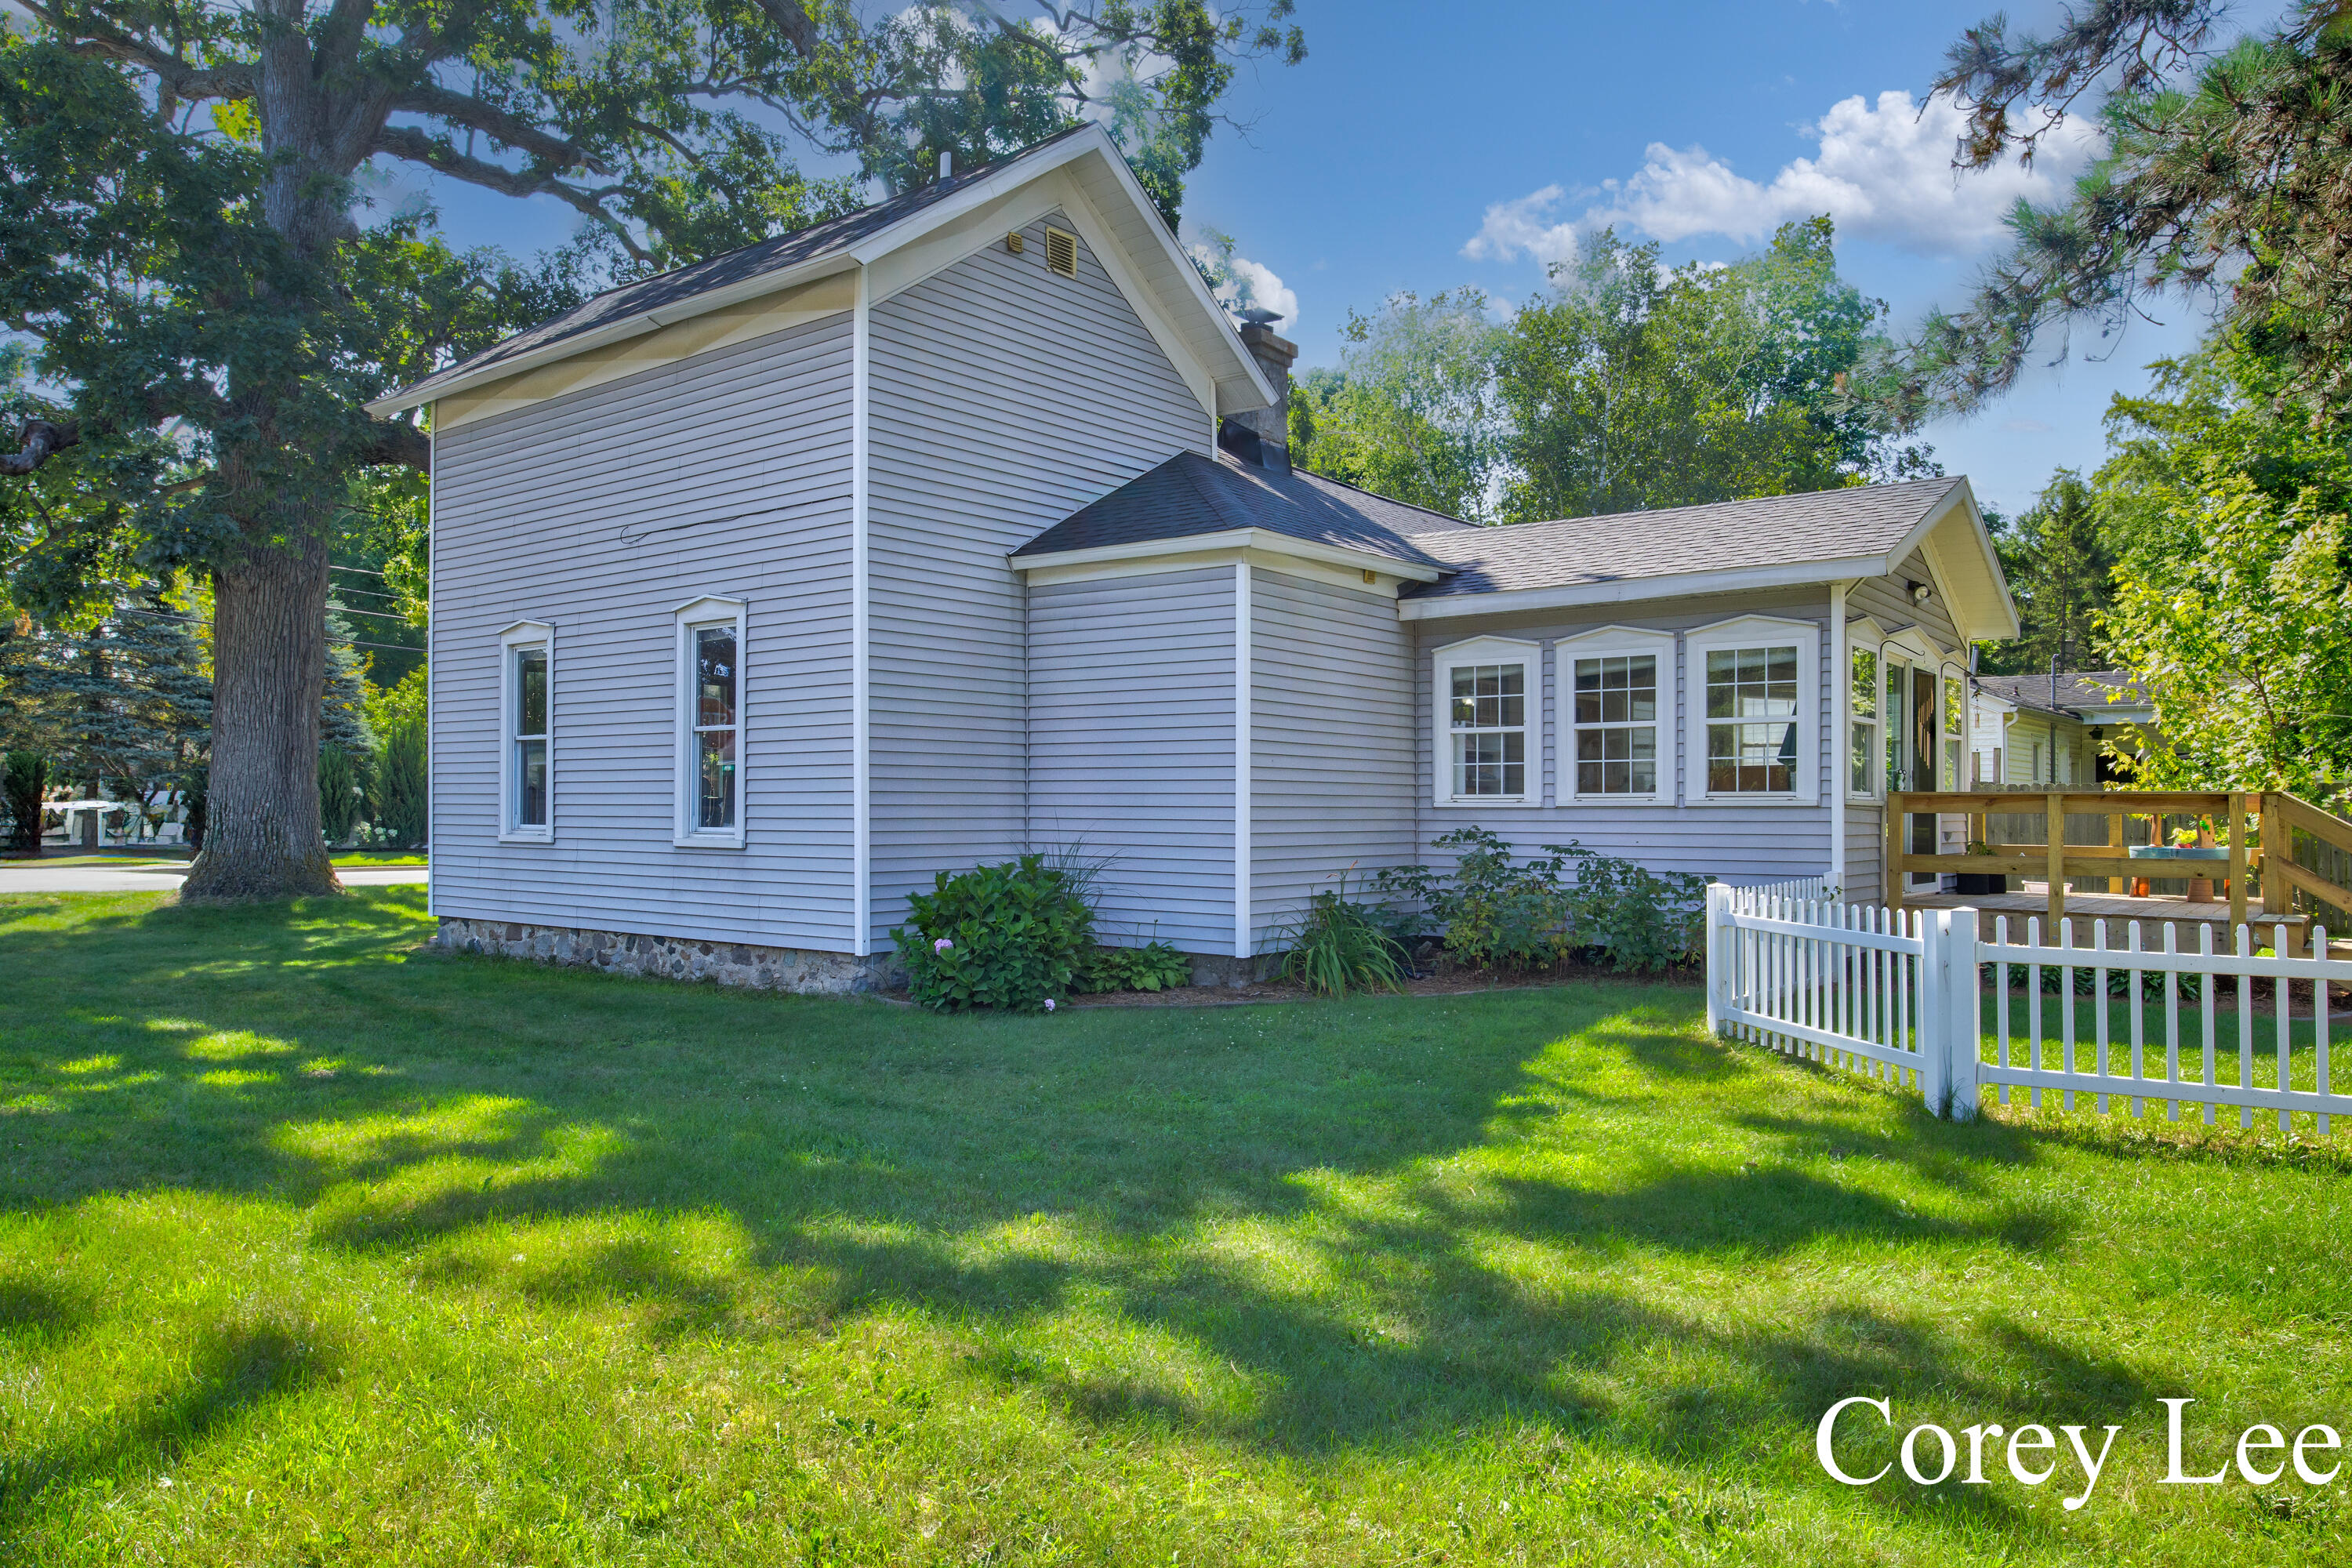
1013,449,1476,568
408,125,1099,396
1398,477,1966,597
1974,670,2147,717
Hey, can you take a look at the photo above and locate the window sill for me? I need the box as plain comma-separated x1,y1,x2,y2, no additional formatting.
1695,793,1817,807
672,832,747,850
1560,793,1673,808
498,828,554,845
1434,795,1541,810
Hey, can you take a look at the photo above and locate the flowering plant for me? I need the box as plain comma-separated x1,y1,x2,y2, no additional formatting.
891,855,1094,1012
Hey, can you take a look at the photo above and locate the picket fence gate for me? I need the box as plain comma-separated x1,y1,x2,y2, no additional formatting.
1704,883,2352,1130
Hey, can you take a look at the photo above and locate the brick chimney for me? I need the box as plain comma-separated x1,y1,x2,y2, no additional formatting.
1225,307,1296,470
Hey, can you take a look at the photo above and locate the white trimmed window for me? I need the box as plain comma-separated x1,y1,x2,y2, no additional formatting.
1432,637,1538,807
673,597,746,847
499,622,553,842
1556,628,1671,802
1848,644,1878,799
1941,670,1965,790
1687,617,1817,803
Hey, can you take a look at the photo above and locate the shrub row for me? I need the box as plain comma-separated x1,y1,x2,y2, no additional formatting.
895,829,1711,1011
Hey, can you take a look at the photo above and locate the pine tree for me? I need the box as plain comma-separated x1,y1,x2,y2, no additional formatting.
1978,471,2114,675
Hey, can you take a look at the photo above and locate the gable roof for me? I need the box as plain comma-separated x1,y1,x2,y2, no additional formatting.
1975,670,2152,721
368,123,1271,419
1012,449,1473,571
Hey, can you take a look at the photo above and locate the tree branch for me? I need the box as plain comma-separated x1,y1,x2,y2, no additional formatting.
391,82,610,175
359,419,430,474
27,2,256,102
0,418,82,478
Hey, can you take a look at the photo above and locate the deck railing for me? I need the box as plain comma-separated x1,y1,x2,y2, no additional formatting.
1883,789,2352,945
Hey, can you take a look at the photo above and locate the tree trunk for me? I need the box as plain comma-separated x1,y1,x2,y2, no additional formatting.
180,535,341,900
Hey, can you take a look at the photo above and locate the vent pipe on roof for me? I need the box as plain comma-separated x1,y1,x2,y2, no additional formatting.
939,149,953,180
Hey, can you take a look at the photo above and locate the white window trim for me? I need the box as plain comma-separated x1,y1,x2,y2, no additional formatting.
1431,634,1542,809
673,595,748,849
498,620,554,844
1846,631,1881,802
1686,614,1819,806
1553,626,1674,806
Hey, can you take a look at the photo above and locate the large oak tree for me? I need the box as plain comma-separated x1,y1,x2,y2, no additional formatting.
1,0,1299,898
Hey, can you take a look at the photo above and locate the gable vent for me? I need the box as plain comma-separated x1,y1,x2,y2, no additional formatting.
1044,227,1078,278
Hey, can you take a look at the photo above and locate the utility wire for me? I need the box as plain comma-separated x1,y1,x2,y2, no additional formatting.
114,604,427,656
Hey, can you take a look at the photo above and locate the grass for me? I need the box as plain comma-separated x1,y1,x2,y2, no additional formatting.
2,892,2350,1566
0,851,427,869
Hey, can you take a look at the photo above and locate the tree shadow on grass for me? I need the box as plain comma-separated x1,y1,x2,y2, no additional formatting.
0,890,2178,1541
0,1321,331,1534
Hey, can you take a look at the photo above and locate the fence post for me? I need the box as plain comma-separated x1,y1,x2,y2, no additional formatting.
1917,910,1948,1115
1943,907,1981,1121
1705,883,1733,1036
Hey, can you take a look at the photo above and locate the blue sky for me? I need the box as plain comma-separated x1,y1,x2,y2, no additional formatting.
415,0,2229,519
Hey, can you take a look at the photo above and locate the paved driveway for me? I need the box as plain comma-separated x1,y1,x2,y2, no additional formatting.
0,862,428,894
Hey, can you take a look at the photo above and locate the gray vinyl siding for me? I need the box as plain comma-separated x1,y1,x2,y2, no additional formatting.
1846,807,1886,903
1848,549,1965,653
429,314,858,948
1028,568,1236,953
866,211,1209,946
1412,589,1835,886
1249,570,1417,946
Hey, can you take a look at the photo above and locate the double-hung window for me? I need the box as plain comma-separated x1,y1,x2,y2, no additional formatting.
673,597,747,846
1849,645,1878,799
1557,629,1671,801
499,622,553,842
1432,637,1537,807
1687,617,1816,802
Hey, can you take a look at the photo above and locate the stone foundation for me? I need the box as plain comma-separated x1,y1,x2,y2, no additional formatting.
431,917,898,996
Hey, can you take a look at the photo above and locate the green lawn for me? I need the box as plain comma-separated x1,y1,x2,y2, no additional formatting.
3,891,2349,1565
1,851,426,869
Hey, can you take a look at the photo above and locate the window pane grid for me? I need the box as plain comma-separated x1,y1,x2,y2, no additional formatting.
1704,644,1798,794
510,645,547,829
1450,661,1526,797
691,625,739,831
1571,653,1657,795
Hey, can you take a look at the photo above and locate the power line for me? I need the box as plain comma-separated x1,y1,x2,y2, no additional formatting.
324,602,425,625
113,604,427,656
328,563,391,577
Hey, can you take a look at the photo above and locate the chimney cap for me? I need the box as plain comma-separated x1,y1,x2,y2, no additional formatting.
1236,306,1284,327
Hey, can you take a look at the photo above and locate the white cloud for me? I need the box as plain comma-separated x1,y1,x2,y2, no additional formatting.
1464,90,2103,265
1186,236,1301,333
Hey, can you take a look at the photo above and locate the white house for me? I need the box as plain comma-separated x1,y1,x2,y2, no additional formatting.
369,125,2020,991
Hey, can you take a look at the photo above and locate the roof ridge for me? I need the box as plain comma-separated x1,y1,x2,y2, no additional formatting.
1478,474,1962,537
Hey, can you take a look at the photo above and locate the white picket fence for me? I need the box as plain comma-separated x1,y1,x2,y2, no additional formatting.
1705,884,2352,1131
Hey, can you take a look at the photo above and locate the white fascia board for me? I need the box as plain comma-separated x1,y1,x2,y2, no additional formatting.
1011,528,1443,582
1395,554,1887,620
1889,481,2022,643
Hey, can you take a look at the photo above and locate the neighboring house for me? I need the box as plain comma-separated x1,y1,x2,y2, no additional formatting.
371,125,2020,991
1968,670,2156,789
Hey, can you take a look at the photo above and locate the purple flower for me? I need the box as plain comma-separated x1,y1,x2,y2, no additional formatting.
933,937,953,953
1043,998,1057,1013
